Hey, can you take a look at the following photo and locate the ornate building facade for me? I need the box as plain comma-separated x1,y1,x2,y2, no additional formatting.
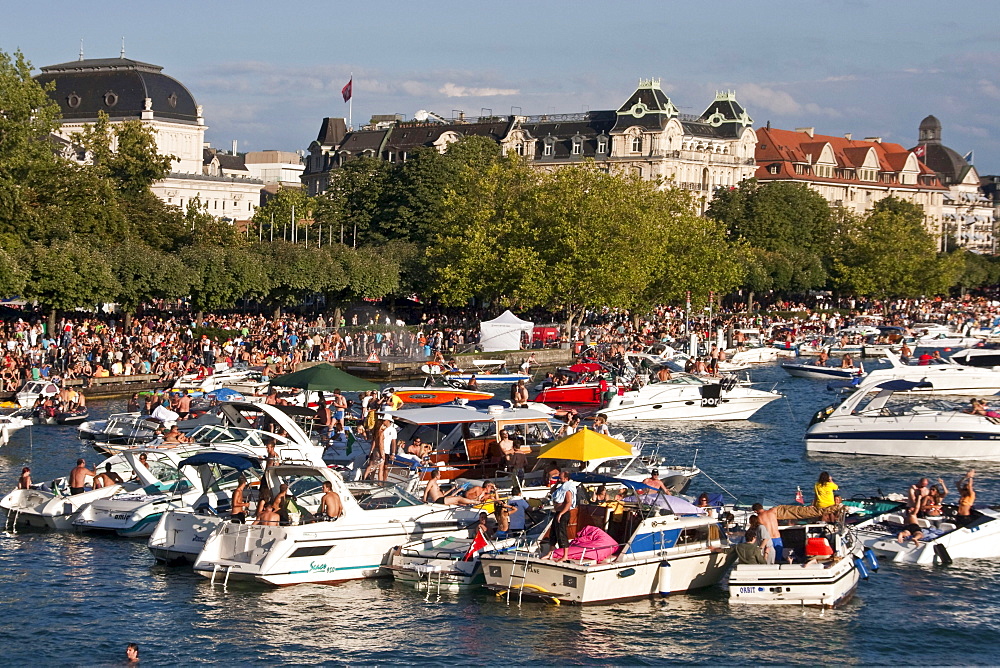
35,56,262,224
303,79,758,211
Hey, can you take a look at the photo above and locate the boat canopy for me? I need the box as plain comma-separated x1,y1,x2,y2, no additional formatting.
178,452,261,471
570,472,655,491
870,380,933,392
391,406,552,425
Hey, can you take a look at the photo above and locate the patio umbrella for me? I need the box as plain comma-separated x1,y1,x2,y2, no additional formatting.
269,363,379,392
538,429,634,462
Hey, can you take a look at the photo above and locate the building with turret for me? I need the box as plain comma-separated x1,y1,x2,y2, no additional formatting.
912,115,995,253
303,79,758,212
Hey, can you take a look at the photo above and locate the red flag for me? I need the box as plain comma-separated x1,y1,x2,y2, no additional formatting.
462,528,488,561
913,144,926,158
341,79,353,103
795,486,805,504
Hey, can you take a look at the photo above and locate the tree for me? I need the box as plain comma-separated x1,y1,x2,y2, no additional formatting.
251,187,315,242
181,245,268,325
0,248,27,299
707,179,835,292
253,241,344,317
108,240,191,328
23,240,118,332
830,197,961,299
313,157,396,245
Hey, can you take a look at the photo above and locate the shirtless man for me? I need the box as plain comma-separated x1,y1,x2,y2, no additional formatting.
68,458,95,495
93,463,124,489
17,467,31,489
317,481,344,520
230,477,249,523
422,468,476,506
253,502,281,526
176,391,192,419
752,503,783,561
464,481,497,503
642,471,671,495
332,389,348,428
512,380,529,408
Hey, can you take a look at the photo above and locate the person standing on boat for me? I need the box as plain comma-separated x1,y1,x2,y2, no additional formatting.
68,459,96,495
331,389,348,429
593,414,611,436
230,477,250,523
813,472,838,509
511,380,529,408
900,342,912,364
957,470,976,520
752,504,782,562
317,481,344,520
550,469,579,560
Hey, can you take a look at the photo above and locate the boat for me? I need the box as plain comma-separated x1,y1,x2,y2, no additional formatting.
387,518,550,592
781,362,865,381
806,379,1000,459
172,364,269,396
0,449,159,530
444,360,531,384
72,447,263,537
853,504,1000,565
727,520,875,608
912,323,983,349
599,374,781,422
0,408,34,446
534,381,613,408
79,412,166,445
948,346,1000,368
481,481,727,604
861,350,1000,396
727,347,781,365
389,376,494,406
191,460,483,586
14,380,60,408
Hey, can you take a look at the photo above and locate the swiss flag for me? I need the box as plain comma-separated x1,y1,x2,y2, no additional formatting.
341,79,353,103
462,528,488,561
795,486,805,504
913,144,926,158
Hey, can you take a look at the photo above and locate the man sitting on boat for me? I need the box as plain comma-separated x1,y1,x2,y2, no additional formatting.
422,468,478,506
316,481,343,521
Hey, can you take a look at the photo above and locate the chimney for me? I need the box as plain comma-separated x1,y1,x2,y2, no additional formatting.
795,127,815,138
844,133,852,141
232,139,238,155
864,137,882,143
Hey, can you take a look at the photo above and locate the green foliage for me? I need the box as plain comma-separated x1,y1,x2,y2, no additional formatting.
252,241,345,308
707,179,835,292
0,248,27,297
108,239,191,313
181,245,268,313
334,245,399,301
251,187,315,239
23,241,118,312
830,198,960,298
313,157,396,245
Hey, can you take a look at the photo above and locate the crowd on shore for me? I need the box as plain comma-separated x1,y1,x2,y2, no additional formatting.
1,294,999,393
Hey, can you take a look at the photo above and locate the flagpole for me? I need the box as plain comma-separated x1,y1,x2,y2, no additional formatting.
349,71,353,130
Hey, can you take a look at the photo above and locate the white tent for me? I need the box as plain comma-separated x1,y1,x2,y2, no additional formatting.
479,310,534,352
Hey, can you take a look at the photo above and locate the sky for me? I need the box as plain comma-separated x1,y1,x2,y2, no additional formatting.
3,0,999,173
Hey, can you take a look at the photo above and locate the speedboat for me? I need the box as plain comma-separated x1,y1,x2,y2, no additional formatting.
806,379,1000,459
948,346,1000,369
852,504,1000,565
481,482,727,604
781,362,864,381
79,412,164,445
444,360,531,384
912,323,983,349
14,380,60,408
0,408,34,446
73,447,263,537
727,347,780,365
600,375,780,422
172,364,269,396
192,460,483,586
861,351,1000,396
0,450,144,530
727,521,876,608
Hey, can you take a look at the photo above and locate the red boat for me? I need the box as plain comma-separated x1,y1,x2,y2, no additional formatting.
535,383,621,408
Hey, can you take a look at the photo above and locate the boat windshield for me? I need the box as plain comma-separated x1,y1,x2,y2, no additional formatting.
203,465,260,494
188,425,272,447
350,481,423,510
139,458,193,494
657,374,705,386
272,472,328,510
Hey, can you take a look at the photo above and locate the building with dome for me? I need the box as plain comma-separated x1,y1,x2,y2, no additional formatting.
303,79,758,213
912,115,995,253
35,56,262,224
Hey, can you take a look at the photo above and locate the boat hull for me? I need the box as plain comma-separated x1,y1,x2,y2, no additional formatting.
602,393,779,422
781,363,861,381
728,557,862,607
806,412,1000,459
392,389,494,405
862,509,1000,565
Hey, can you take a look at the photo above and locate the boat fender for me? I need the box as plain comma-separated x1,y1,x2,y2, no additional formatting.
854,557,870,580
657,560,671,597
864,548,879,572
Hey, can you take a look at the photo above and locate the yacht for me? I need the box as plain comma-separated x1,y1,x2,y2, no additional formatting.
600,375,780,422
192,460,482,586
1,449,156,530
14,380,60,408
481,483,727,604
862,351,1000,396
948,346,1000,369
806,379,1000,459
781,361,865,381
172,364,269,396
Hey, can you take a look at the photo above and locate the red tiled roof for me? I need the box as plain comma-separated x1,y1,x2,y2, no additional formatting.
755,127,945,190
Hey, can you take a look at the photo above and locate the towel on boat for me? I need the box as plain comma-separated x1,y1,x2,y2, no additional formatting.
774,504,844,521
549,525,619,562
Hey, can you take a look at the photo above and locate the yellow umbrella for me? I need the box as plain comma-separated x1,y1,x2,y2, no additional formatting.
537,428,634,462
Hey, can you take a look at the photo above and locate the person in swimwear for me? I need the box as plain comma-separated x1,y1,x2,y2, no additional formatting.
68,459,95,495
422,468,476,506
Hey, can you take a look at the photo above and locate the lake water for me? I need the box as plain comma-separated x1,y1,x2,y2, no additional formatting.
2,363,999,666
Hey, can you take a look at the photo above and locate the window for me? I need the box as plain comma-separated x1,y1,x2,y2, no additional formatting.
571,138,582,155
597,137,608,154
543,141,553,157
515,142,524,156
768,164,779,174
631,135,643,153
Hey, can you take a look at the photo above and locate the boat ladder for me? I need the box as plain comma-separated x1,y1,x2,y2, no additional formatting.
423,566,444,603
504,550,533,606
210,563,234,588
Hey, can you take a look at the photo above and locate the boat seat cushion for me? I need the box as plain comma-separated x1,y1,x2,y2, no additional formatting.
884,514,906,525
938,522,957,532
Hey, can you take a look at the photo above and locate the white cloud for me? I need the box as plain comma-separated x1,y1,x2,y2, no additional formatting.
978,79,1000,100
738,83,840,118
439,82,519,98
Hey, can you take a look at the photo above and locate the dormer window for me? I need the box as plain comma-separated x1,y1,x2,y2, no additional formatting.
597,136,608,154
543,138,555,157
631,135,643,153
571,137,583,155
515,142,525,156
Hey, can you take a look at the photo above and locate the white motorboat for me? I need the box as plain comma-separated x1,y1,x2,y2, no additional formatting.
862,351,1000,396
0,408,34,446
600,374,780,422
0,450,146,530
481,485,726,604
781,362,864,381
806,379,1000,459
73,447,263,537
79,412,165,446
915,332,982,349
848,502,1000,566
14,380,60,408
727,347,780,365
444,360,531,384
728,521,876,608
947,347,1000,368
192,461,482,586
172,364,269,396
